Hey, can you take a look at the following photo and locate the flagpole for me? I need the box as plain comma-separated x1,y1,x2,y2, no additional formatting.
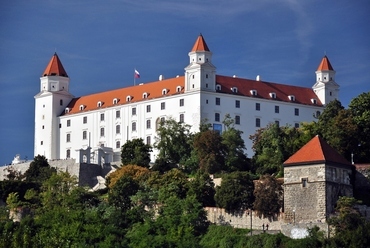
134,68,136,86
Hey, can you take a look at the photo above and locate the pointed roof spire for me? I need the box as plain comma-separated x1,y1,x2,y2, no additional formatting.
191,34,210,52
284,135,351,166
317,55,334,71
42,52,68,77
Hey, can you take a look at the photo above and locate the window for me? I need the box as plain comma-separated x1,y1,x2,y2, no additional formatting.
79,105,85,111
275,120,280,126
250,90,257,96
132,122,137,131
235,100,240,108
83,131,87,140
66,149,70,159
179,114,184,123
216,84,221,91
41,141,43,145
179,99,184,107
59,124,62,128
97,101,103,108
256,103,260,111
100,113,105,121
302,178,308,187
160,117,165,123
206,74,208,79
146,136,151,145
231,87,238,93
113,98,119,104
116,125,120,134
162,89,168,95
146,119,151,129
143,92,148,99
216,97,220,105
269,92,276,99
66,133,71,142
215,113,220,122
161,102,165,110
275,106,279,113
126,96,132,102
132,107,136,115
116,110,120,118
176,86,182,92
235,115,240,125
295,123,300,128
116,141,121,149
294,108,299,116
146,105,151,113
288,95,295,101
100,128,105,137
83,116,87,124
67,120,71,127
60,99,63,106
256,118,261,127
42,125,44,129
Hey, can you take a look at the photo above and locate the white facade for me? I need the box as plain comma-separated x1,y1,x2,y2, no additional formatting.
34,35,338,163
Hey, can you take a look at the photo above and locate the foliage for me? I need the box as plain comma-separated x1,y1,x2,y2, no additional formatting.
3,166,24,181
250,124,311,176
222,114,250,172
106,164,150,188
121,138,152,168
108,175,139,211
188,171,216,207
154,117,193,166
253,175,283,220
24,155,56,183
215,171,256,213
193,129,225,174
348,91,370,163
200,225,249,248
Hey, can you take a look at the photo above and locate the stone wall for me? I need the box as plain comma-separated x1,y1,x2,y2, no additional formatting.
204,207,283,231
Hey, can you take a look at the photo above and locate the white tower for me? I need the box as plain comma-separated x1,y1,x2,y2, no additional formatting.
34,53,74,160
312,56,339,105
185,34,216,92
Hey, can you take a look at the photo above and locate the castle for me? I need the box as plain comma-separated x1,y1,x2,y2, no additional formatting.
34,35,339,164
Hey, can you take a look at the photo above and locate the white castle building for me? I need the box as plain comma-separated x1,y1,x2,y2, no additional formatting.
34,35,339,164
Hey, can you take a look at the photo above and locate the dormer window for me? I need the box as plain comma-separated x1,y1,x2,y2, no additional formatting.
216,84,221,91
288,95,295,101
162,89,168,95
269,92,276,99
143,92,148,99
250,90,257,96
65,108,70,113
113,98,119,105
79,105,85,111
231,87,238,93
176,86,182,92
97,101,103,108
311,98,317,104
126,95,132,102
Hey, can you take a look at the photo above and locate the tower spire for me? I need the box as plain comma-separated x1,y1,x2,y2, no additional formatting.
42,53,68,77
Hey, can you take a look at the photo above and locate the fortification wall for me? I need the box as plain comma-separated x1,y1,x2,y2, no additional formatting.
204,207,283,230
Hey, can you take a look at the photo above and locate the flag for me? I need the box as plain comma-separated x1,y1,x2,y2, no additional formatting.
134,69,140,78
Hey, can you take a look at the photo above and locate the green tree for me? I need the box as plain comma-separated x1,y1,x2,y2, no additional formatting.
188,171,216,207
253,175,283,220
108,175,139,211
349,92,370,163
222,114,250,172
215,172,256,213
154,117,193,166
121,138,152,168
193,130,225,174
24,155,56,183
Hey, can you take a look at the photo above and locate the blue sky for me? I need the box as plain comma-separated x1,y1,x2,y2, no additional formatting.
0,1,369,165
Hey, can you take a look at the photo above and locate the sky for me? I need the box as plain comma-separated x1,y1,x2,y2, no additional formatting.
0,0,369,165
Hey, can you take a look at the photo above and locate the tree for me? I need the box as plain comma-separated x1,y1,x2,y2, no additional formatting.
121,138,152,168
193,130,225,174
349,92,370,163
108,175,139,212
329,196,370,247
106,165,150,188
154,118,193,166
24,155,56,183
253,175,283,220
222,114,250,172
188,171,216,207
214,172,256,213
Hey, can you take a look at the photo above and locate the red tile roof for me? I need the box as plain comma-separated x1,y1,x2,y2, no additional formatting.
62,74,322,116
63,76,185,115
42,53,68,77
284,135,352,167
317,56,334,71
191,34,210,52
216,75,323,106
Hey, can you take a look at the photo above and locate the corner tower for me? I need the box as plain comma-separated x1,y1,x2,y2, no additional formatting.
34,53,74,160
312,56,339,105
185,34,216,92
